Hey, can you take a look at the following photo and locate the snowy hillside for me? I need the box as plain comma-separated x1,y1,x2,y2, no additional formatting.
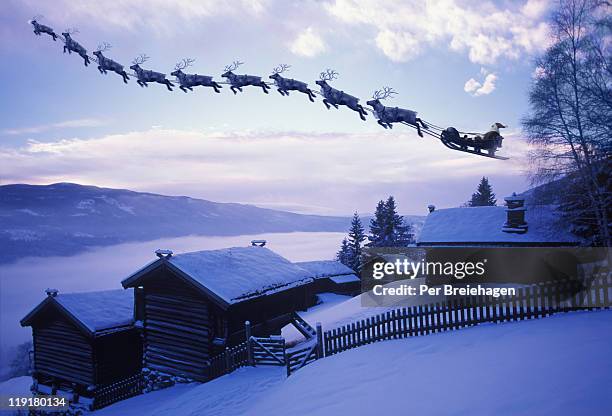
0,183,355,263
2,310,602,416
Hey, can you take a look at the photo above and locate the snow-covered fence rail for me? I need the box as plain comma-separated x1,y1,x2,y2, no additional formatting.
323,273,611,357
93,373,146,409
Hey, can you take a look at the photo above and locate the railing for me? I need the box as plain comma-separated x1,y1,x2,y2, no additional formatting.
93,373,146,410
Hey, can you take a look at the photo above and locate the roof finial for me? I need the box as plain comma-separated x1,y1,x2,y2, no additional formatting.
155,249,173,259
45,288,58,297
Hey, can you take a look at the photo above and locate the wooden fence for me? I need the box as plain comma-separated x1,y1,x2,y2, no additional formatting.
93,373,146,409
324,273,611,356
207,341,250,380
182,273,612,382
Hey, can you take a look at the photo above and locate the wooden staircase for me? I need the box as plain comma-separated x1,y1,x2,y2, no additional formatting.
290,312,316,339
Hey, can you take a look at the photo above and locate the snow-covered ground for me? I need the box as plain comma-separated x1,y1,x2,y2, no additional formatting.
4,311,611,415
253,310,612,416
97,367,286,416
282,278,446,344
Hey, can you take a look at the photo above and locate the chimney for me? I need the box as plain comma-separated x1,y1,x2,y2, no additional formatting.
427,204,436,213
502,193,528,234
45,288,58,297
251,239,266,247
155,249,173,259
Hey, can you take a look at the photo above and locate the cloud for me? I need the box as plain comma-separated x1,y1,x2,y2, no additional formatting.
375,30,421,62
324,0,552,65
2,118,106,135
464,70,497,96
0,128,528,214
289,28,327,57
19,0,270,33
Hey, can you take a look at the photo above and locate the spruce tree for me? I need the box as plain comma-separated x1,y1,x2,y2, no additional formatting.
367,200,388,247
469,177,497,206
385,196,414,246
336,238,352,267
347,212,366,270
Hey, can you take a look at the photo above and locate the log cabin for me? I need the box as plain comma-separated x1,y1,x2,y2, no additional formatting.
295,260,361,295
121,245,316,381
20,289,142,407
416,193,581,284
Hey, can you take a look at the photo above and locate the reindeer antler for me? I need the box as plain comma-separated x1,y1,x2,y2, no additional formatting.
96,42,112,52
272,64,291,74
372,86,397,100
132,53,149,65
32,14,43,21
175,58,195,71
319,69,339,81
65,27,80,34
224,60,244,72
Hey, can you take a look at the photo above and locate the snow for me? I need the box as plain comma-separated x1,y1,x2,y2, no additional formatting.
96,367,285,416
251,311,612,416
281,279,443,344
295,260,355,279
0,376,31,397
418,205,578,244
329,274,359,284
91,310,612,415
53,289,134,333
166,247,313,303
281,293,352,343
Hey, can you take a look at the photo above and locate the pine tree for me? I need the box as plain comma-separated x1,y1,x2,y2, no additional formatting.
367,200,388,247
469,177,497,206
367,197,414,247
336,238,352,267
347,212,366,269
384,196,414,246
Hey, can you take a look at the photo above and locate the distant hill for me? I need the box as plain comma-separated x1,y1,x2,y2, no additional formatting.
0,183,358,263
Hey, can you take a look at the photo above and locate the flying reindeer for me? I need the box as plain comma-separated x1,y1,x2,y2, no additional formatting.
61,28,90,66
221,61,270,94
269,64,316,102
29,16,58,41
129,54,174,91
92,42,129,84
366,87,428,137
171,58,222,93
315,69,367,121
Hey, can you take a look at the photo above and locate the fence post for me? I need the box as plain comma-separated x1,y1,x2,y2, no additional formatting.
224,347,231,373
245,320,254,366
316,322,324,358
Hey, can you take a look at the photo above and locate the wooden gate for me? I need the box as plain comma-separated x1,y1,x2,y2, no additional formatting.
250,336,286,366
286,341,320,376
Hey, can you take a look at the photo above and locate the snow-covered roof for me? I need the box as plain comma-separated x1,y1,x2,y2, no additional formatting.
329,274,360,284
124,246,313,305
21,289,134,335
417,205,578,245
295,260,356,279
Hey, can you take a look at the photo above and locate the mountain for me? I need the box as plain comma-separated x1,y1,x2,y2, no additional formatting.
0,183,355,263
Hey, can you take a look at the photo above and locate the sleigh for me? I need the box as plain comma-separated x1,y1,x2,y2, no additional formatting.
439,127,508,160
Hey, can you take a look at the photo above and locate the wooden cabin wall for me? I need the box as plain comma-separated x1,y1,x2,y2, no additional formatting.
32,310,95,388
142,270,211,381
94,329,143,386
226,284,316,341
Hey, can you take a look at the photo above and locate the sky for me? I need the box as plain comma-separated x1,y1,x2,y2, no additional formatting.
0,0,554,215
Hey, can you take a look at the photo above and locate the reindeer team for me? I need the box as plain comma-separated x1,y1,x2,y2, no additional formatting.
28,21,435,135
